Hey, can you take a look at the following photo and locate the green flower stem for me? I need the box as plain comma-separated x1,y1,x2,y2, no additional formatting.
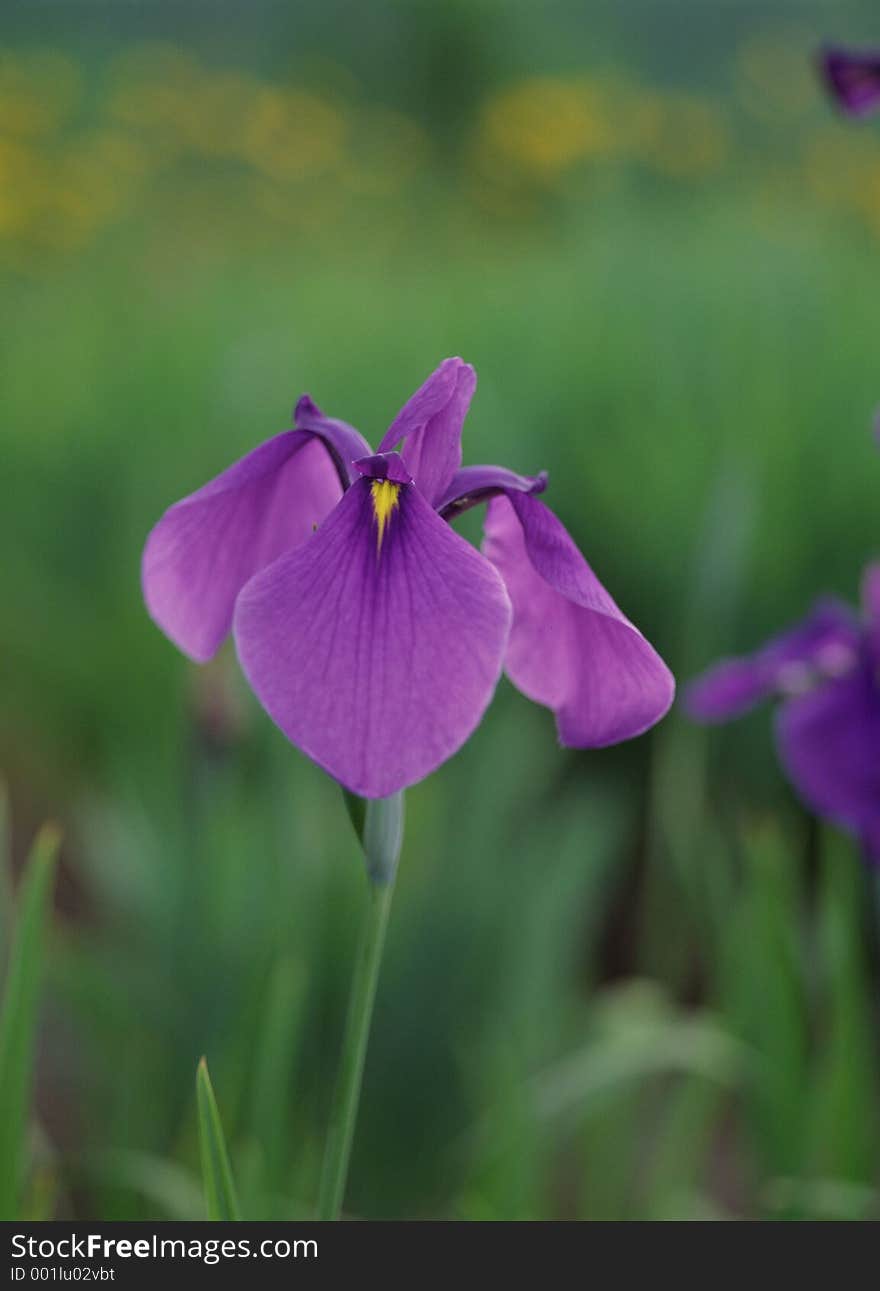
317,792,404,1220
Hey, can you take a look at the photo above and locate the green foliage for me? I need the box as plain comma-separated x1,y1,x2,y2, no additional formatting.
196,1058,241,1221
0,825,60,1220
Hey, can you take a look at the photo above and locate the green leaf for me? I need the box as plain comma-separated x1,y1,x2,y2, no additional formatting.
0,824,60,1220
196,1057,241,1220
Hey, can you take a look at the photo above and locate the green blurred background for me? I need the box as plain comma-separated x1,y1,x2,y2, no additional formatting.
2,0,880,1219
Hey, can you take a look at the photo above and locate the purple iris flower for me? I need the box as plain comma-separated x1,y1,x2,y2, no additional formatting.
819,46,880,116
686,567,880,863
143,359,674,797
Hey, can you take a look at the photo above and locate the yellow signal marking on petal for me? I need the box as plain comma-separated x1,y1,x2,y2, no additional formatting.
371,479,401,552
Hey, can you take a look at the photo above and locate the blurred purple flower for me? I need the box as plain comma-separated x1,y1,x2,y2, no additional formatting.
819,46,880,116
686,568,880,863
143,359,674,797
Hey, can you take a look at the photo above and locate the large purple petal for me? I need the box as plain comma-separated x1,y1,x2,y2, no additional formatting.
436,463,548,520
776,662,880,865
482,492,674,746
686,600,862,723
233,475,512,797
377,358,476,507
294,395,372,487
142,431,341,662
820,46,880,117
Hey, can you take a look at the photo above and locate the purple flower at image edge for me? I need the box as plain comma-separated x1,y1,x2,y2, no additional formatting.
819,45,880,116
143,359,675,797
685,567,880,864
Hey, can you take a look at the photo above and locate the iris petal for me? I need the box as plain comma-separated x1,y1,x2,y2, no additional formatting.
293,395,372,487
775,662,880,864
436,463,547,520
820,46,880,117
686,600,862,722
377,358,476,507
233,476,512,797
483,492,674,746
142,430,342,662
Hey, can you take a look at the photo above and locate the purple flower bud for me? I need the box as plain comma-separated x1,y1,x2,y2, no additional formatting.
820,46,880,117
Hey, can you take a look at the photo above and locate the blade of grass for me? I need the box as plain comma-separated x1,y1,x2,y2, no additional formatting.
0,823,60,1220
196,1057,241,1220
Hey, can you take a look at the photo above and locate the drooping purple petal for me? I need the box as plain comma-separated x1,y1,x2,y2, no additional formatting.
376,358,476,507
482,492,674,746
820,46,880,117
294,395,372,487
775,661,880,865
142,430,341,662
436,463,548,520
233,472,512,797
686,600,862,723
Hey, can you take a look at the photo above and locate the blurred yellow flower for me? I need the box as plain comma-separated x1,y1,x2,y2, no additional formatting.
0,137,45,236
111,48,260,162
242,87,346,181
476,77,613,181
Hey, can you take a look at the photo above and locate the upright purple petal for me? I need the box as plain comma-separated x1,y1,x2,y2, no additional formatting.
686,600,862,722
377,358,476,507
776,662,880,865
820,46,880,117
436,463,548,520
482,492,674,746
142,431,341,662
294,395,372,487
233,473,512,797
353,452,413,484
